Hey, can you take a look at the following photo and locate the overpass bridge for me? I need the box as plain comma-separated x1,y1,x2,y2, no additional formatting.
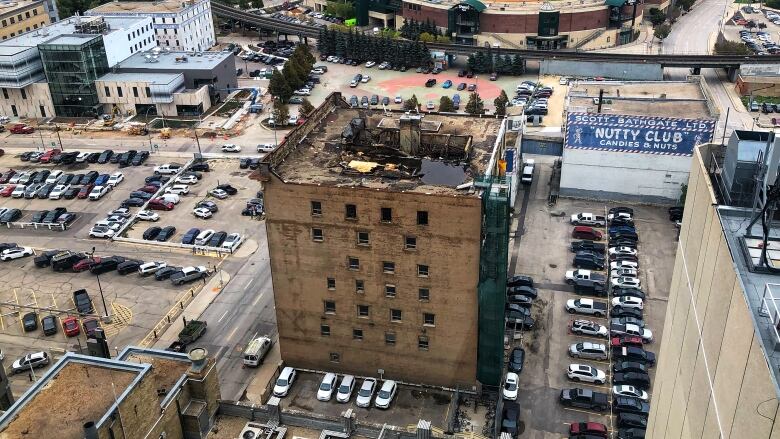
212,1,780,70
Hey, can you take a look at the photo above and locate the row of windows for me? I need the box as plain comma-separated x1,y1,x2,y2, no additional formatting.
406,3,422,10
128,37,154,54
320,327,430,351
311,201,429,225
0,9,39,27
1,21,46,39
104,85,152,99
323,301,435,324
340,257,429,277
312,228,417,249
326,277,430,300
126,25,152,40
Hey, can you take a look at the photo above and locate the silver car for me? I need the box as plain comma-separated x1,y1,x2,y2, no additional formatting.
355,377,377,407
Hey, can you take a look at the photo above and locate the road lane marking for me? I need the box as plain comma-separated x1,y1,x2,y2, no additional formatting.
251,290,265,307
218,310,230,322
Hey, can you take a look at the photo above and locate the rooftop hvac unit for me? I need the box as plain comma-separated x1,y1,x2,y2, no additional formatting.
238,422,265,439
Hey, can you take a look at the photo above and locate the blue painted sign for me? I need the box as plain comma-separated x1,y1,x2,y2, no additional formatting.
565,113,715,156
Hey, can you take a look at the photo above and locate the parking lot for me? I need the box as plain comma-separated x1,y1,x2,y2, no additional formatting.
725,6,780,54
506,155,676,436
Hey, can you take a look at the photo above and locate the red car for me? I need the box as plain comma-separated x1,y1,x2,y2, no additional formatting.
77,184,95,199
39,149,61,163
137,185,158,194
572,226,603,241
61,316,81,337
9,124,33,134
611,335,644,349
72,257,100,272
0,184,16,197
148,198,174,211
569,422,607,437
82,318,100,338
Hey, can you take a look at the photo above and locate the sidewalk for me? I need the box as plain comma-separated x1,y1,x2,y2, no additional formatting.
244,340,282,403
591,24,657,54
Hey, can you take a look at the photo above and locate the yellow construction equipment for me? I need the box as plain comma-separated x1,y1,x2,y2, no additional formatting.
160,127,172,139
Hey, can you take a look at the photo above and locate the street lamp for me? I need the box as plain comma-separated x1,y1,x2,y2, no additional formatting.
89,247,112,322
144,106,156,152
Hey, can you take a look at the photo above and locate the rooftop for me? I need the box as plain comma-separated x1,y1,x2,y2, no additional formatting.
0,0,43,14
40,34,100,46
0,15,147,48
403,0,608,13
567,80,715,119
89,0,203,14
96,71,183,85
117,49,232,71
269,105,503,195
119,351,191,405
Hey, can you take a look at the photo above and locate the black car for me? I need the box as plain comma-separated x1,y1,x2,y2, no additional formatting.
610,217,635,227
574,279,608,297
0,209,22,222
122,198,146,208
90,256,124,275
57,212,77,225
609,207,634,216
507,294,533,307
36,183,54,198
41,315,57,336
143,226,162,240
129,191,153,200
571,241,606,253
0,242,18,253
117,260,143,275
610,238,638,249
32,170,50,184
611,307,643,319
507,347,525,373
610,231,638,242
668,206,684,221
109,152,122,163
34,249,62,268
20,151,34,161
195,201,218,213
616,413,647,429
616,428,646,439
612,288,646,300
613,361,648,375
189,162,210,172
506,285,537,299
86,152,101,163
181,228,201,245
22,312,38,332
507,274,534,288
240,158,250,169
500,401,520,438
613,396,650,415
573,254,605,270
80,171,99,185
63,187,80,199
506,315,535,331
613,372,651,390
155,266,181,281
31,210,50,223
156,226,176,242
42,208,67,223
208,231,227,247
216,184,238,195
73,289,93,314
615,347,656,366
145,175,170,184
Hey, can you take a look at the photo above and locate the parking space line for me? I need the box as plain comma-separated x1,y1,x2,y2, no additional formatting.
561,406,612,417
568,381,610,391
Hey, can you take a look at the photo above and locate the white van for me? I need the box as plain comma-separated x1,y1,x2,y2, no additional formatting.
159,193,180,204
521,159,535,184
195,229,215,245
243,336,273,367
257,143,276,152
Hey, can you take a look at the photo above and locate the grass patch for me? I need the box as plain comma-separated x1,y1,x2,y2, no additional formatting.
215,100,244,118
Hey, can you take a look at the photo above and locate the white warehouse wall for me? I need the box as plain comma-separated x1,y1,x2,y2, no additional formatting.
103,17,155,66
559,148,690,204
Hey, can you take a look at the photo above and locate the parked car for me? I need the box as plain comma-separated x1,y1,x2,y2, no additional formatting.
569,342,608,360
374,380,397,409
500,401,520,437
355,377,377,407
273,366,297,397
559,388,608,411
336,375,355,403
11,351,49,374
156,226,177,242
1,246,34,261
507,347,525,373
62,316,80,337
567,363,606,384
317,372,338,401
502,372,519,400
22,312,38,331
569,422,608,438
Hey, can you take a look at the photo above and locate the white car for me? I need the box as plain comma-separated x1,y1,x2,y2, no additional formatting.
136,210,159,222
209,188,228,199
611,268,638,279
426,100,435,110
608,212,633,222
108,208,131,218
75,152,90,163
374,380,397,409
273,366,296,397
612,295,644,309
612,385,649,401
355,378,377,407
9,173,25,184
294,88,311,96
89,185,111,200
317,372,337,401
611,260,638,270
221,144,241,153
154,164,181,175
559,76,569,85
567,364,606,384
89,225,116,238
611,277,641,290
394,95,402,104
257,143,276,152
139,261,166,275
165,185,190,195
502,372,519,400
11,185,25,198
361,75,371,83
107,172,124,187
221,233,243,251
570,319,608,337
48,184,70,200
45,170,62,184
365,61,376,68
175,175,199,184
11,352,49,374
192,207,213,219
336,375,355,403
0,246,34,261
609,246,638,257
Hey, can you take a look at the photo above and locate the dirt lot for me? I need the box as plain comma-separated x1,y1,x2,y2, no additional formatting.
506,155,676,436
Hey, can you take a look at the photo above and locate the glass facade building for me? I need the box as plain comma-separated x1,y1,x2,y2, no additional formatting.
38,35,108,117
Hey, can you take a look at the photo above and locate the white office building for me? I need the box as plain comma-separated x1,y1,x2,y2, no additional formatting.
86,0,215,52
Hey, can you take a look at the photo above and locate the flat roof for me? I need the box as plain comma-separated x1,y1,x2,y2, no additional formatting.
270,107,501,195
0,15,147,48
567,80,715,119
117,50,231,71
89,0,203,14
97,71,183,84
40,34,99,46
0,0,42,14
403,0,607,13
121,352,190,404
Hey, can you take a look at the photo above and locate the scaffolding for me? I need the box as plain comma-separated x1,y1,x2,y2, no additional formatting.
476,175,511,387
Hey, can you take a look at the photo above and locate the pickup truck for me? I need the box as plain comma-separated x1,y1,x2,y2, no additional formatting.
571,213,606,227
559,388,609,411
177,318,207,344
610,323,653,342
565,269,606,285
170,266,209,285
566,298,608,317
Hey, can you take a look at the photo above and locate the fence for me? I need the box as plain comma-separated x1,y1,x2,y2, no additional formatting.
2,221,67,231
138,285,199,347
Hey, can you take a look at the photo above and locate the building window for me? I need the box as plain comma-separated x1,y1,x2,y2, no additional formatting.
345,204,357,220
25,11,29,18
418,336,429,351
381,207,392,222
324,300,336,314
385,332,396,346
312,228,324,242
383,261,395,274
321,324,330,336
348,257,360,270
418,264,429,277
357,231,370,246
132,87,139,97
39,105,45,117
424,313,436,326
357,304,369,317
385,284,396,298
2,89,8,99
405,236,417,250
9,17,14,24
33,9,37,15
10,105,17,117
390,309,402,322
311,200,322,216
127,34,131,41
2,20,6,26
145,87,151,97
419,288,430,302
355,279,364,293
104,86,110,97
417,211,428,225
19,89,25,99
33,24,37,29
329,352,340,363
327,277,335,290
353,328,363,340
117,87,123,98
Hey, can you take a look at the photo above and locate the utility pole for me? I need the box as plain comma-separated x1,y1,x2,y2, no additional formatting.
55,125,63,151
89,247,112,322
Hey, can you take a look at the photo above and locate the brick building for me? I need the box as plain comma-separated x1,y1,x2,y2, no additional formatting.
260,93,512,388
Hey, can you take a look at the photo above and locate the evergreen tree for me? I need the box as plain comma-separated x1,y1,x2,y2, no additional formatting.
317,28,327,54
403,94,420,111
335,32,346,56
238,0,249,9
494,90,509,116
511,55,525,75
269,70,292,102
420,42,430,65
283,62,304,90
467,54,476,72
400,19,410,39
474,52,486,73
273,104,290,126
299,98,315,116
439,96,455,112
465,92,484,115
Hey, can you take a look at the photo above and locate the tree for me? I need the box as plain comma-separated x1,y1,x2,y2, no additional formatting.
238,0,249,9
272,104,290,126
57,0,101,19
654,23,671,40
326,0,354,18
439,96,455,112
403,94,419,111
465,92,484,115
268,70,292,102
511,55,525,75
648,8,666,26
299,98,315,117
418,32,436,42
715,40,752,55
493,90,509,116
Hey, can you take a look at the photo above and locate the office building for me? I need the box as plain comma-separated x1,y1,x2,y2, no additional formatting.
87,0,215,52
0,0,50,41
647,132,780,438
259,93,514,388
